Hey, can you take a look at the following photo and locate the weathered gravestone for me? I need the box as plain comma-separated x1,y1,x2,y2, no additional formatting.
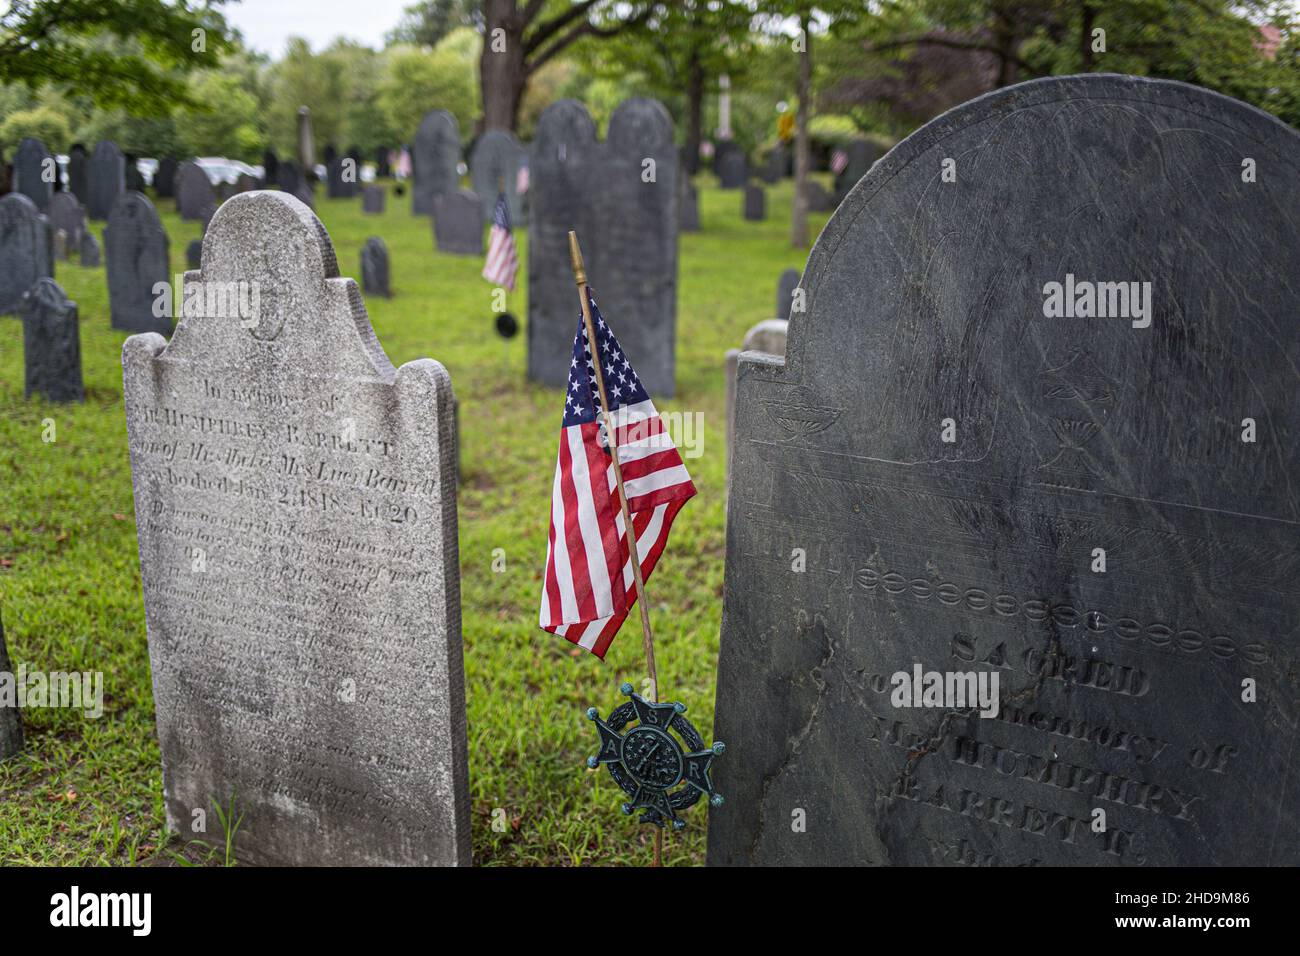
776,268,799,320
68,144,89,204
679,178,700,233
411,110,460,216
708,75,1300,867
432,189,483,256
743,184,766,221
327,155,358,199
360,235,391,298
277,160,301,196
21,277,84,402
0,193,53,316
528,98,679,396
121,190,469,865
261,149,279,188
375,146,391,179
186,238,203,270
716,144,748,189
176,162,216,222
79,230,100,267
14,137,53,212
724,318,787,485
105,191,170,334
87,141,125,220
833,137,882,202
48,191,86,251
362,185,385,214
469,129,525,226
154,157,179,199
760,145,788,184
802,179,834,213
0,612,22,759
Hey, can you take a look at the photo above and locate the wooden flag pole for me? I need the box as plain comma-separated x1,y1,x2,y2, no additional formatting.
568,230,663,869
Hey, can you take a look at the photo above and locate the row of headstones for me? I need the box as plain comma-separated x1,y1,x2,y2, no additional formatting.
10,76,1296,868
6,139,133,220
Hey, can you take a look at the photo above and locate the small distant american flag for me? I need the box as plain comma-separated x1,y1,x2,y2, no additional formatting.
831,149,848,174
482,191,518,290
539,290,696,659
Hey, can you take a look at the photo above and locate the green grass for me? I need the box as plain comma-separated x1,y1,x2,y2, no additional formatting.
0,174,832,866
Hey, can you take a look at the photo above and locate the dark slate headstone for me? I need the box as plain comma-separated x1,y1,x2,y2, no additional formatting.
120,190,469,865
48,192,86,252
176,162,216,222
361,235,391,297
277,160,300,195
186,238,203,270
469,129,525,225
21,277,83,402
834,137,883,202
432,189,483,256
362,184,385,214
125,155,146,192
411,109,460,216
0,612,22,760
760,145,788,184
14,137,53,212
776,268,799,320
79,230,100,267
323,143,338,164
708,75,1300,868
154,157,179,198
327,155,359,199
743,183,766,221
261,149,279,188
68,144,89,204
105,191,170,334
679,178,700,233
87,140,125,220
715,143,747,189
528,98,679,396
802,179,834,213
0,193,53,315
375,146,391,179
294,182,315,210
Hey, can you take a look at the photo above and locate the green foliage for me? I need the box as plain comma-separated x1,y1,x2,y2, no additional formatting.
376,31,481,144
386,0,481,48
0,105,72,153
0,0,235,112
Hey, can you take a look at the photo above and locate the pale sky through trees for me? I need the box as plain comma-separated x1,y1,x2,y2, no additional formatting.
224,0,412,55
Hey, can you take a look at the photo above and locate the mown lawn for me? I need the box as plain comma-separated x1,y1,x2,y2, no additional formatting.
0,174,831,866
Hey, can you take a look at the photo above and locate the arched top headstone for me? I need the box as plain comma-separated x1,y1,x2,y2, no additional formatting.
87,140,125,219
0,192,53,314
14,137,53,211
533,99,596,156
176,161,217,221
469,129,526,224
606,97,674,152
411,109,461,215
711,74,1300,868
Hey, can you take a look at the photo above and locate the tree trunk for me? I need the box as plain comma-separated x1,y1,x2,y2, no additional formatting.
480,0,528,131
684,48,704,175
790,15,812,248
1080,2,1096,71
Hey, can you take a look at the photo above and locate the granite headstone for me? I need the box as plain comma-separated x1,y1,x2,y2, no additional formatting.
14,137,53,212
0,193,53,315
432,189,482,256
87,140,125,220
105,191,170,334
21,277,84,402
176,162,216,222
411,110,460,216
708,75,1300,867
362,185,385,214
361,235,391,297
528,98,679,396
469,129,525,225
121,189,469,866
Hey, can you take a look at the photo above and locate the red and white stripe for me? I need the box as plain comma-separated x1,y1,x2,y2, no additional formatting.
540,399,695,659
482,223,518,290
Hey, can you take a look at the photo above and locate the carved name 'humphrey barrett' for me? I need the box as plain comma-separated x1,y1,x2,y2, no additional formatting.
528,98,678,395
708,76,1300,867
122,191,469,866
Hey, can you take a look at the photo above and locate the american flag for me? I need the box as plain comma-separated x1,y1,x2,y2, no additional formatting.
539,290,696,659
482,191,518,290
